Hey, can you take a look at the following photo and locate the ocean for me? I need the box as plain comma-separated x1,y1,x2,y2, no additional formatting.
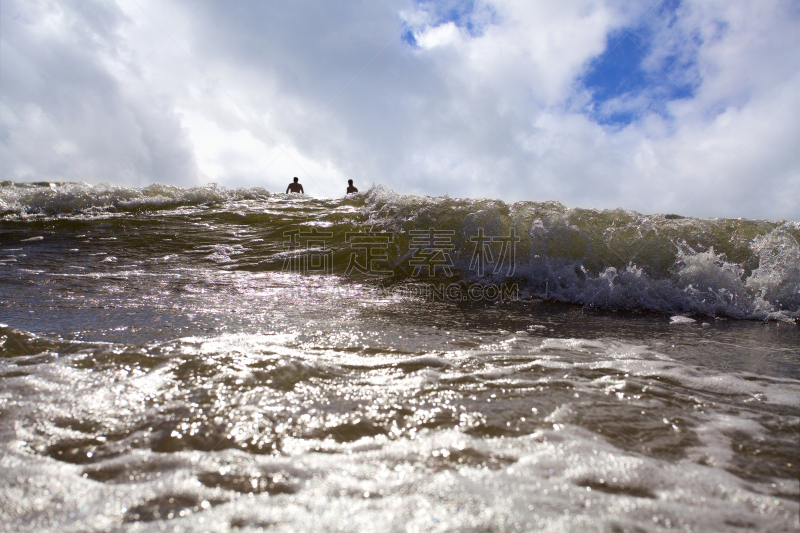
1,181,798,532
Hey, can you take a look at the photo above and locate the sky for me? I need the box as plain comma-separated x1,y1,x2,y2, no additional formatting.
1,0,798,220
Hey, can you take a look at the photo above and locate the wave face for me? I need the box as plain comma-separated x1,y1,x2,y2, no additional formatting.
2,181,799,321
364,186,800,321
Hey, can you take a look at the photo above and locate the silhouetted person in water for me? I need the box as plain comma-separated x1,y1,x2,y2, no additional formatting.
346,179,358,194
286,177,304,194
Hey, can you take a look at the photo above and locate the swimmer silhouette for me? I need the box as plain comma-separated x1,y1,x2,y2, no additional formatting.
346,179,358,194
286,177,304,194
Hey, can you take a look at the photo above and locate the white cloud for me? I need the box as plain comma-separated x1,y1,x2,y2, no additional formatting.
416,21,462,49
0,0,200,186
1,0,797,219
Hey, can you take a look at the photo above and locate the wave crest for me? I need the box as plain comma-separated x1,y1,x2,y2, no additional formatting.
362,186,800,321
2,182,798,320
0,182,271,217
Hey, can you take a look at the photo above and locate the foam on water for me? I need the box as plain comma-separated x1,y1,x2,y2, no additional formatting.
1,328,797,532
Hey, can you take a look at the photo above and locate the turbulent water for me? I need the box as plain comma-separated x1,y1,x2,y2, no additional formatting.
1,181,798,532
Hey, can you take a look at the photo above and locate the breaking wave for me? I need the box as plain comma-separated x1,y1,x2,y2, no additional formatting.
364,185,799,321
2,181,798,321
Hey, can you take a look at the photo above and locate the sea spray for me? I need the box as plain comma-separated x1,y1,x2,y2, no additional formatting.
362,184,800,320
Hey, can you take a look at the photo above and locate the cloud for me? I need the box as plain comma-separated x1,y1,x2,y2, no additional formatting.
0,0,200,186
1,0,797,219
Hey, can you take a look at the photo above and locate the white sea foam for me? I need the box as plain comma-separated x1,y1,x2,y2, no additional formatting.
0,181,271,217
1,314,797,532
3,424,796,533
364,185,800,321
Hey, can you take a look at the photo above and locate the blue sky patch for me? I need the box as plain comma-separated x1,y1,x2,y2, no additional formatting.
418,0,480,34
581,0,701,126
401,29,418,47
402,0,495,47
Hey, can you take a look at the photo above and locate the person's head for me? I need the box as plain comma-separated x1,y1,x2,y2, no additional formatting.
348,179,353,185
293,177,299,183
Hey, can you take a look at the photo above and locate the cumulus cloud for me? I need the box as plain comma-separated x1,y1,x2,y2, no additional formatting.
0,0,199,186
1,0,797,219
